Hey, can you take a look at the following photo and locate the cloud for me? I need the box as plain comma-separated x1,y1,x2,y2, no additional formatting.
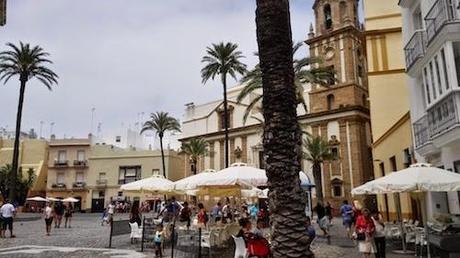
0,0,314,144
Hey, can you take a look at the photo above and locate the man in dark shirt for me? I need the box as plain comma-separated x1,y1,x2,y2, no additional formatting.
54,202,65,228
314,201,330,243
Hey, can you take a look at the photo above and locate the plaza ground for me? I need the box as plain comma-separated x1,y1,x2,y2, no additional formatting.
0,213,414,258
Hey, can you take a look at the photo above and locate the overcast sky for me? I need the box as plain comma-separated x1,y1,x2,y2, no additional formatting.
0,0,315,143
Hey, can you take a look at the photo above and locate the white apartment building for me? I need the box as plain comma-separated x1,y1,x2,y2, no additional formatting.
400,0,460,217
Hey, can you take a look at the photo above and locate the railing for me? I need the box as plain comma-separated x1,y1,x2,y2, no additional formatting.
51,183,66,189
425,0,459,43
413,115,430,148
96,179,108,185
72,182,86,189
427,91,460,136
404,30,426,70
54,160,68,167
73,160,88,167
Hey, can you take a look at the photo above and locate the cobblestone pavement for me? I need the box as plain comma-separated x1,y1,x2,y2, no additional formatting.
0,213,419,258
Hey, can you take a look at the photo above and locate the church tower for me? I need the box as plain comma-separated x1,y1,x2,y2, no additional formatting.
305,0,373,208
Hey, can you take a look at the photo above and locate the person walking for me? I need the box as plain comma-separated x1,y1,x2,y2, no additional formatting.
107,202,115,224
325,201,333,225
314,201,330,243
129,203,142,226
355,208,376,258
197,203,208,228
179,201,192,230
44,202,53,236
211,202,222,222
54,202,64,228
340,200,354,238
64,203,73,228
154,224,164,258
372,211,386,258
0,199,16,238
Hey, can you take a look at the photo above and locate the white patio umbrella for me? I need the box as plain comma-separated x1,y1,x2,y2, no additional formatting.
120,174,178,194
197,163,267,188
241,187,264,198
352,163,460,257
26,196,48,202
62,197,80,203
174,169,217,191
46,197,61,202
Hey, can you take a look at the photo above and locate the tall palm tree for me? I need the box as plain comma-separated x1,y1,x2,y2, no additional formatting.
141,112,181,178
0,42,58,202
237,43,335,124
303,135,333,204
255,1,309,256
201,42,246,168
181,138,208,175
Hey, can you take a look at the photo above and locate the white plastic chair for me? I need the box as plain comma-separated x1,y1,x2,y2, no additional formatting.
232,235,248,258
201,232,213,258
129,222,143,243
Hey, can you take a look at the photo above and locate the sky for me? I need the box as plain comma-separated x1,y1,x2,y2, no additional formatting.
0,0,316,147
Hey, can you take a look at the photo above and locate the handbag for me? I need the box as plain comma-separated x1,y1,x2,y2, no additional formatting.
356,232,366,241
248,239,270,256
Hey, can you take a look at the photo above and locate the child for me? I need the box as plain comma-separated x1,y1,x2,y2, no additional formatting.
101,210,109,226
154,224,164,258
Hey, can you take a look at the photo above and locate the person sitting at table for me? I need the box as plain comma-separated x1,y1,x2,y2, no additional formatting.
237,218,270,257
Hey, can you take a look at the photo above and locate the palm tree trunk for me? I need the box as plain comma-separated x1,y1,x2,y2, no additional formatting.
192,160,197,175
312,162,324,203
159,135,167,178
9,79,27,202
221,74,229,168
255,1,309,257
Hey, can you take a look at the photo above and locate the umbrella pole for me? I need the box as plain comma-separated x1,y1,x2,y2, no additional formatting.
421,192,431,258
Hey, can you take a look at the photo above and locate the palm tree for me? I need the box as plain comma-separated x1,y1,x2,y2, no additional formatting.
201,42,246,168
237,43,335,124
255,1,309,256
303,135,333,204
0,42,58,202
141,112,181,178
181,138,208,175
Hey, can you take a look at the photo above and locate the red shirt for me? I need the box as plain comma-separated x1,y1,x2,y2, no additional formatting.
355,215,375,236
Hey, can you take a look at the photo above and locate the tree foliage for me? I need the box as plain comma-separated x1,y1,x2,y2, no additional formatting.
0,165,35,205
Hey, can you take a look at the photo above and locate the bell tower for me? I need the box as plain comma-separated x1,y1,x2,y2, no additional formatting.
307,0,368,113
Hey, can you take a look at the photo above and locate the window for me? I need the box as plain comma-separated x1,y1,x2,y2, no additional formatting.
330,146,339,159
331,179,343,197
218,111,232,130
327,94,335,110
423,68,431,104
116,136,121,143
152,169,160,176
379,162,385,177
434,55,443,95
57,172,65,184
99,172,106,180
412,7,423,30
429,62,437,99
403,148,411,168
118,166,141,184
389,156,397,172
99,191,105,198
441,49,450,90
358,65,364,78
454,160,460,173
77,150,85,161
75,172,84,183
258,151,265,169
453,42,460,87
362,94,367,106
58,151,66,162
326,65,335,85
324,4,332,29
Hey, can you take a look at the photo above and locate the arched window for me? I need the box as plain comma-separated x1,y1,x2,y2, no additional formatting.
362,94,367,107
339,1,347,23
327,94,335,110
324,4,332,30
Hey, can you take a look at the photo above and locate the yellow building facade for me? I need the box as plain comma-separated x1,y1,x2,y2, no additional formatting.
364,1,418,220
86,145,184,212
0,138,49,196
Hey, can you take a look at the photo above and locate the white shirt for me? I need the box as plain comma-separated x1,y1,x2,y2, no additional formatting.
108,204,114,214
0,203,15,218
44,206,52,219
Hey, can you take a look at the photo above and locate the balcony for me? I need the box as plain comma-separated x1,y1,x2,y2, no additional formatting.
425,0,460,44
427,91,460,137
96,179,108,187
53,160,68,167
73,160,88,167
413,115,430,148
404,30,426,71
72,182,86,189
51,183,66,189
